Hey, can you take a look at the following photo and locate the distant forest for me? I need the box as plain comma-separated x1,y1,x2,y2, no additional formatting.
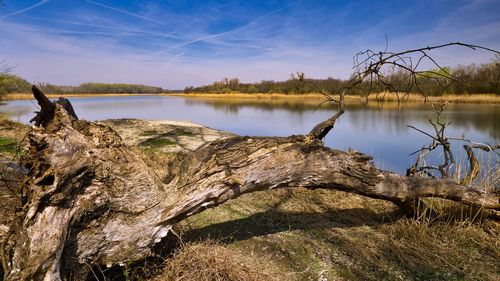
0,60,499,96
185,60,500,96
0,77,164,95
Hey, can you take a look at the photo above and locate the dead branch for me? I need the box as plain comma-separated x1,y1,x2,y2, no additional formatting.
407,102,499,187
306,42,500,141
30,85,78,127
407,103,455,178
461,145,480,186
306,89,345,141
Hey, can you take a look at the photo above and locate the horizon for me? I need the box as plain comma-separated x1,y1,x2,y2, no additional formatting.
1,0,499,89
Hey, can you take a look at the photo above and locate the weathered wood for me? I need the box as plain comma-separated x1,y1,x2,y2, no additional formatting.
306,90,345,141
29,85,77,127
1,87,498,280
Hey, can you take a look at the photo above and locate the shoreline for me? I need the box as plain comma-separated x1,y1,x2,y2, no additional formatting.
3,92,500,104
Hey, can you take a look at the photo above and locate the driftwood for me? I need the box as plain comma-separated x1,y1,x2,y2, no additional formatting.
1,86,498,280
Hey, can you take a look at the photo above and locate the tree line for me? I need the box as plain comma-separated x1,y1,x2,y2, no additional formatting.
1,59,498,96
184,59,500,96
0,75,165,95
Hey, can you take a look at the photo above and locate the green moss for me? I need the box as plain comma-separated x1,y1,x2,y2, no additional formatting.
141,137,176,148
140,130,159,136
140,129,193,138
0,137,17,154
173,129,193,136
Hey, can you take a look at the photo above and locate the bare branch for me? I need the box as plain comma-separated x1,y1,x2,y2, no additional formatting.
460,145,480,186
0,61,14,75
407,103,455,178
407,103,499,187
306,42,500,142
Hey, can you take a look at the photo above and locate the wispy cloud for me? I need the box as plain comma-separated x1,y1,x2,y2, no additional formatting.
84,0,165,25
0,0,498,88
170,0,303,51
0,0,49,20
162,52,185,69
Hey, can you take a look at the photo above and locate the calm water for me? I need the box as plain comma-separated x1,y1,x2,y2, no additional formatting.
1,95,498,174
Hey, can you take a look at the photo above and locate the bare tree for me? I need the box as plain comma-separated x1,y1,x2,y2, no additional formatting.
0,61,13,75
1,43,500,280
301,42,499,187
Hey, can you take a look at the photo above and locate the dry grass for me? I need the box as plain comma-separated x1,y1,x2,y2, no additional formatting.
5,91,499,104
167,187,499,281
170,92,330,100
365,92,500,104
151,240,280,281
172,92,500,104
0,119,29,140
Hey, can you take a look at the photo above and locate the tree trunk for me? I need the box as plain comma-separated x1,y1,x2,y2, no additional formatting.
1,88,498,280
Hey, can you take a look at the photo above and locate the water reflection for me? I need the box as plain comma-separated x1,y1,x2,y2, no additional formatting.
1,95,498,174
185,98,499,140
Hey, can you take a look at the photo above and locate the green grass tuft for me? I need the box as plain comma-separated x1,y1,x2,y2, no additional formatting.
140,130,159,136
141,138,176,148
0,137,17,154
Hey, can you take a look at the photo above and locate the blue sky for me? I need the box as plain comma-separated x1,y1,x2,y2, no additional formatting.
0,0,499,88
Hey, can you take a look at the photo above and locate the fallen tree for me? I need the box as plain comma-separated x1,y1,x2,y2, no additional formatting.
1,43,499,280
0,85,497,280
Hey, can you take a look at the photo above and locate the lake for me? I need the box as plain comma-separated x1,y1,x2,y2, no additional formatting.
1,95,498,175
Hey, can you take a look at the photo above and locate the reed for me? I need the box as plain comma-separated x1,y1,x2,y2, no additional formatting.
5,91,499,103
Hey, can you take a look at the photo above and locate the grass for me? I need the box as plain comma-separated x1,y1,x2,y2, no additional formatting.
151,241,281,281
115,186,498,281
140,137,176,148
0,137,17,155
172,92,500,104
364,92,500,104
140,130,159,136
138,129,194,152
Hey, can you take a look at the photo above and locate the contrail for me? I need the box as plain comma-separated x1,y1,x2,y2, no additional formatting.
164,52,185,67
169,0,303,51
42,18,180,39
0,0,50,20
85,0,164,25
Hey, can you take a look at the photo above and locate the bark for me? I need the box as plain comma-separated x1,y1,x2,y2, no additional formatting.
29,85,78,127
306,90,345,141
1,88,498,280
